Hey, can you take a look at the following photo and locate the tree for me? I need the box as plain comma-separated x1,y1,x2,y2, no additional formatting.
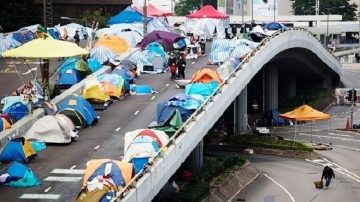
291,0,357,21
0,0,40,32
79,10,110,29
175,0,217,16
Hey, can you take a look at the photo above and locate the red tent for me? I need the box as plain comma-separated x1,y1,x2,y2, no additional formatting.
133,4,173,17
186,5,228,19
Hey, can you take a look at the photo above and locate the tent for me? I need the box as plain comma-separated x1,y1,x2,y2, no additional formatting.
25,115,77,144
0,161,41,187
78,159,133,201
90,46,118,64
98,74,126,99
87,58,102,73
0,114,17,125
144,49,168,73
185,5,229,38
155,101,192,126
107,6,152,25
0,117,11,132
112,67,134,86
191,67,223,84
148,109,183,137
56,95,97,127
168,94,205,110
126,49,153,74
0,34,21,56
59,23,88,40
83,79,111,106
0,138,37,163
185,81,219,97
4,102,28,121
134,4,173,17
263,22,287,31
280,105,331,141
124,129,169,152
1,96,27,112
95,35,131,55
57,58,82,89
137,31,186,52
130,84,154,95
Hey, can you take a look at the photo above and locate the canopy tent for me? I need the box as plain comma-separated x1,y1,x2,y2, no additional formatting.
0,161,41,187
2,36,89,58
191,67,223,84
0,138,37,163
134,4,173,17
136,31,186,52
56,95,97,127
95,35,131,55
108,6,152,25
185,5,229,38
25,115,77,144
280,105,331,142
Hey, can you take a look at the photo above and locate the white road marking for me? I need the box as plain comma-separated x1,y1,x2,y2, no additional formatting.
94,145,101,150
298,132,360,142
151,95,156,100
134,110,139,115
191,62,196,64
332,145,360,151
50,169,85,175
115,127,121,132
44,186,52,193
22,70,32,75
44,176,82,182
328,133,353,137
70,165,77,169
20,194,60,200
263,173,295,202
322,158,360,183
165,84,170,87
97,116,101,119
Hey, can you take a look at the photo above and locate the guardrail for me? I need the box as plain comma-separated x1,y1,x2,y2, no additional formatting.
115,27,341,201
0,66,111,153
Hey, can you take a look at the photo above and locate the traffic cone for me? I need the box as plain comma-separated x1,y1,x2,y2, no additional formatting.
346,118,350,129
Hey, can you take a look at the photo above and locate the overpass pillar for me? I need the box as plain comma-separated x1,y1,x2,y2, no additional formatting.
184,140,203,174
264,66,278,111
233,86,248,134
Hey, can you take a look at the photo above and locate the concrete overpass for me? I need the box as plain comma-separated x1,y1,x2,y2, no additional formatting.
119,28,341,201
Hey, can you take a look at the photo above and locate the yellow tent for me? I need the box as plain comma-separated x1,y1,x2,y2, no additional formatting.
95,35,130,55
280,104,330,121
83,79,111,103
2,37,89,58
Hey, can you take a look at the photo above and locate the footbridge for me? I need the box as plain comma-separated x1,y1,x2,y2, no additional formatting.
120,28,341,201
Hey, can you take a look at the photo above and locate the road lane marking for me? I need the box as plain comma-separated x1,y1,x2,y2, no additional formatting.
115,127,121,132
20,194,60,200
70,165,77,169
50,169,85,175
191,62,196,64
44,186,52,193
322,158,360,183
151,95,156,100
165,84,170,87
94,145,101,150
332,145,360,151
328,133,353,137
134,110,139,115
44,176,82,182
298,133,360,142
263,174,295,202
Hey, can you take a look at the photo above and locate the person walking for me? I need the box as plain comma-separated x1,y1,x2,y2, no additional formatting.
169,52,177,81
321,165,335,189
74,31,80,46
177,53,186,79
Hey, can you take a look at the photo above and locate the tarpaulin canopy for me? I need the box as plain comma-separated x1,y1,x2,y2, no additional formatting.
107,6,152,25
134,4,173,17
95,35,130,55
137,31,185,51
280,105,330,121
2,36,89,58
186,5,229,19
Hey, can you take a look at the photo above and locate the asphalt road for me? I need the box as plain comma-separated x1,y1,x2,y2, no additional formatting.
0,46,214,201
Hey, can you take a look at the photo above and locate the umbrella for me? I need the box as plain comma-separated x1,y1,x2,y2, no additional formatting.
2,36,89,58
90,46,117,64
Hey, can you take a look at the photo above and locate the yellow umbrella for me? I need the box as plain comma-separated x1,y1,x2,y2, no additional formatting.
95,35,130,55
2,37,89,58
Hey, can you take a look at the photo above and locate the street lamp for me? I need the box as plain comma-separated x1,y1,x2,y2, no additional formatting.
143,0,148,36
273,0,276,22
323,6,345,49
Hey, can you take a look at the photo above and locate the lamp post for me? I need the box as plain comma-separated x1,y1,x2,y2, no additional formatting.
143,0,148,36
251,0,254,22
273,0,276,22
42,0,50,101
324,6,345,49
241,0,244,24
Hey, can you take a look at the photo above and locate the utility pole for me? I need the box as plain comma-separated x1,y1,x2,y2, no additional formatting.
241,0,244,24
251,0,254,22
273,0,276,22
326,11,329,49
143,0,148,36
42,0,50,101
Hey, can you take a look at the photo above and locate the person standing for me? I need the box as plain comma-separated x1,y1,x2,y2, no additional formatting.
169,52,177,80
74,31,80,46
321,165,335,189
177,53,186,79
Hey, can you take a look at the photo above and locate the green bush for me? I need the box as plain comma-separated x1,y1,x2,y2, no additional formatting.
176,156,245,201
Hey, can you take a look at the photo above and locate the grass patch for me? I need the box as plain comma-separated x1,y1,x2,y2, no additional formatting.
175,156,245,202
226,135,313,152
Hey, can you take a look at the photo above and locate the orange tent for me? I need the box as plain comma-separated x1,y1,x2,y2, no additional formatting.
280,105,330,121
191,67,223,84
1,118,11,131
95,35,130,55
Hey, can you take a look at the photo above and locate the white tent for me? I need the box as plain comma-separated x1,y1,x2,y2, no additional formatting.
25,115,78,144
124,129,169,152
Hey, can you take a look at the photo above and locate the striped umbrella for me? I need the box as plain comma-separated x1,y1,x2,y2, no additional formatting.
90,46,117,64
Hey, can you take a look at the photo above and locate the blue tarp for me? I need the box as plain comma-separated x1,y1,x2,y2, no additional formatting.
1,161,41,187
263,22,287,31
185,81,219,97
168,94,204,110
4,102,28,121
56,95,97,127
108,6,152,25
130,85,153,95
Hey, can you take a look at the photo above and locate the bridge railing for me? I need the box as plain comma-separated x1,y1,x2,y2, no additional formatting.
115,27,323,201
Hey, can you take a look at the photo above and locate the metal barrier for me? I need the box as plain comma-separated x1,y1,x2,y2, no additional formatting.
116,28,341,201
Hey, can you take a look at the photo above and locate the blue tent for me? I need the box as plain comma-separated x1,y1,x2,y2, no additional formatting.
168,94,204,110
1,96,27,112
145,42,167,58
108,6,152,25
58,58,82,89
88,161,127,187
112,67,134,90
48,28,60,39
0,138,36,163
130,85,153,95
56,95,97,127
185,81,219,97
0,161,41,187
263,22,287,31
4,102,28,121
157,102,193,125
87,58,102,73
